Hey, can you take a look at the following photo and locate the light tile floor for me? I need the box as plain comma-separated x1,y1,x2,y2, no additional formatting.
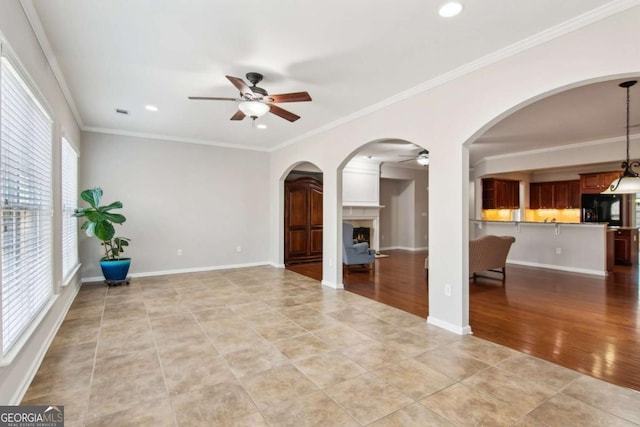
22,267,640,426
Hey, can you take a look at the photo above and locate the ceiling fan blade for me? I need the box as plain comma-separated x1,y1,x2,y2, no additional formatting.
268,92,312,103
230,110,246,121
226,75,254,97
188,96,239,101
269,104,300,122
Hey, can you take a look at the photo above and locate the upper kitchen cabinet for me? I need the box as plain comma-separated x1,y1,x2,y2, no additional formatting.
580,171,621,194
482,178,519,209
553,180,581,209
530,182,554,209
529,180,580,209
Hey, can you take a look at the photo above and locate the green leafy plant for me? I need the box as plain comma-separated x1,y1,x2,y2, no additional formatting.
74,187,130,261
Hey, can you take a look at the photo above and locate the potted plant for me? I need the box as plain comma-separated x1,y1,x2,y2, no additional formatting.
74,187,131,283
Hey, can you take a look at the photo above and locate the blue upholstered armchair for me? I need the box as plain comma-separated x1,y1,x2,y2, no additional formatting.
342,222,376,270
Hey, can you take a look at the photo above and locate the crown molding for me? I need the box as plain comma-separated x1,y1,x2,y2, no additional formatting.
82,126,270,152
19,0,84,128
472,133,640,168
270,0,640,153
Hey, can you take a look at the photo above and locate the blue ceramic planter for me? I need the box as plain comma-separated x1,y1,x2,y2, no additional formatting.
100,258,131,281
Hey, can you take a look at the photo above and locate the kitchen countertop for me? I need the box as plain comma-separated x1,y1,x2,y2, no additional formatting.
471,220,609,226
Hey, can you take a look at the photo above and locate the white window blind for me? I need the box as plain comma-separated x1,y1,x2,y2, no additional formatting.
61,137,78,282
0,56,53,356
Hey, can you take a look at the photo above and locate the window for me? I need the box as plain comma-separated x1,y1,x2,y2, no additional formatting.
0,55,53,357
61,137,78,283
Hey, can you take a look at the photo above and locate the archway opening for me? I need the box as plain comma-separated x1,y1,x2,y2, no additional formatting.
463,75,640,391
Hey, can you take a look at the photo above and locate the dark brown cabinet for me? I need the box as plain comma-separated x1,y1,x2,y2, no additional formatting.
569,180,581,208
529,180,580,209
482,178,519,209
284,177,323,265
613,228,638,265
580,171,621,194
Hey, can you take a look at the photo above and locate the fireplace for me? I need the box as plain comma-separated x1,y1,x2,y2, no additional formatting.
343,205,382,252
353,227,370,245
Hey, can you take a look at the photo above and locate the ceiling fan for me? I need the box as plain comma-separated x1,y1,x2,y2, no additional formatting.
399,149,430,165
189,72,311,122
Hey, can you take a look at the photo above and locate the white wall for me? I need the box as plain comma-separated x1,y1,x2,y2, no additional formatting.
380,179,418,250
80,131,271,279
0,1,82,404
269,6,640,334
381,164,429,250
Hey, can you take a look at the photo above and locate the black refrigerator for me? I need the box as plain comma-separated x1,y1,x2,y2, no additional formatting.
581,194,623,226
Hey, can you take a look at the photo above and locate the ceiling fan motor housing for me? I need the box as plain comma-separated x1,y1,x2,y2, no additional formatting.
244,72,268,99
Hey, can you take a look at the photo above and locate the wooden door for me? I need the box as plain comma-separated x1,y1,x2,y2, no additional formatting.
580,173,602,193
309,186,323,258
601,171,621,192
529,183,541,209
569,180,581,209
539,182,554,208
284,177,323,264
506,180,520,208
553,182,569,208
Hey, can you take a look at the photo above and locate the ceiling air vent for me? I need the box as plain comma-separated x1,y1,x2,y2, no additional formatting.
115,108,129,115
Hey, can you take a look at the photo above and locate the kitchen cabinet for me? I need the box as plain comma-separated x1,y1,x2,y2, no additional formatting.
613,228,638,265
580,171,621,194
553,180,581,208
482,178,519,209
530,182,552,209
529,180,580,209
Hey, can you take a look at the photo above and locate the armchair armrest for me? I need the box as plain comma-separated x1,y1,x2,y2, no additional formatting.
353,242,370,254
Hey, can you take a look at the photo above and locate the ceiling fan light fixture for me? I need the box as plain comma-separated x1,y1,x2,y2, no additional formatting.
416,155,429,166
238,101,269,119
602,80,640,194
439,2,463,18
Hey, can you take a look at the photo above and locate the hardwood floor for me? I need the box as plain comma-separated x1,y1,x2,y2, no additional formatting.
286,250,640,392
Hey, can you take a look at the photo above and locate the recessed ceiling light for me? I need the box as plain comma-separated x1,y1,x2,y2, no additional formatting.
145,105,158,112
256,123,267,130
439,2,463,17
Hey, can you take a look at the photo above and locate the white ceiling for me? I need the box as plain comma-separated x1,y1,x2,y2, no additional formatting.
26,0,638,164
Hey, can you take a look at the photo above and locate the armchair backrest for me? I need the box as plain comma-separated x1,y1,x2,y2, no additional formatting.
469,235,515,274
342,222,355,249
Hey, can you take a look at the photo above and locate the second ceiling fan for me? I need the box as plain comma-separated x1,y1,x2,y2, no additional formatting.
189,72,311,122
399,149,429,165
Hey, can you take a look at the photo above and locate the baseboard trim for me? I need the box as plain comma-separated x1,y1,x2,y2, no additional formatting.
81,261,273,283
321,280,344,290
427,316,473,335
507,260,606,277
379,246,428,252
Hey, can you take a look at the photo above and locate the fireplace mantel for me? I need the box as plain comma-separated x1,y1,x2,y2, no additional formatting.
343,205,384,218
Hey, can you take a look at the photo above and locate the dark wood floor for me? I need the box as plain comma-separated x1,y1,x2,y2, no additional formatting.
286,250,640,392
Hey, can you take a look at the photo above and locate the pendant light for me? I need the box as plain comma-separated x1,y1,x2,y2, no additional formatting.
602,80,640,194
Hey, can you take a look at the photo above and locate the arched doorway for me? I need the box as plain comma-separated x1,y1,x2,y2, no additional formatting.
337,139,431,316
